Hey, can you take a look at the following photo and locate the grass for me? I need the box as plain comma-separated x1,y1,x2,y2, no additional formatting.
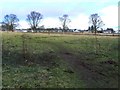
3,61,85,88
2,32,119,88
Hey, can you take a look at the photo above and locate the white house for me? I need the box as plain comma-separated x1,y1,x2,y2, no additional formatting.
103,28,115,33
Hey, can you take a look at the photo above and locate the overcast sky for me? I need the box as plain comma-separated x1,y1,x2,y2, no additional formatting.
0,0,119,30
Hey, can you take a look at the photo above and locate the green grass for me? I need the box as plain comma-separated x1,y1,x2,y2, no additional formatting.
3,61,85,88
2,32,119,88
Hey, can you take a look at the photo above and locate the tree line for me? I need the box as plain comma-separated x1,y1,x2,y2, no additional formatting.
1,11,104,33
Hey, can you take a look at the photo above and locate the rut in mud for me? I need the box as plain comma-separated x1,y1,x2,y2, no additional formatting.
57,46,118,88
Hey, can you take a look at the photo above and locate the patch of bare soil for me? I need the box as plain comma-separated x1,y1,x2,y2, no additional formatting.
58,50,118,88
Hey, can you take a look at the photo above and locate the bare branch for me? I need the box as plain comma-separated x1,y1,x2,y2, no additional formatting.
89,13,104,33
59,14,71,32
2,14,19,31
26,11,43,31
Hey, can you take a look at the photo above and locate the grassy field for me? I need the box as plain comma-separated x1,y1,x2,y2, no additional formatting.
2,32,119,88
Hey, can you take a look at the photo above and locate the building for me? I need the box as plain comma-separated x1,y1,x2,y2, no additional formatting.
103,28,115,33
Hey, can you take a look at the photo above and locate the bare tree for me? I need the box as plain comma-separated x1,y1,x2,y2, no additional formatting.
59,14,71,32
89,13,104,34
1,14,19,31
26,11,43,32
89,13,105,55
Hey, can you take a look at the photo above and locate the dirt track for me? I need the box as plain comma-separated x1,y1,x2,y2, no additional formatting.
58,48,118,88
